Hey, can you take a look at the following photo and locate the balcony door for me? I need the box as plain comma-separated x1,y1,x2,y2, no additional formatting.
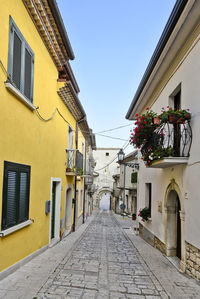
174,90,181,156
67,126,74,169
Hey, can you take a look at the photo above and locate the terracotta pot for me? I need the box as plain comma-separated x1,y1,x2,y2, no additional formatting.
153,116,160,125
168,114,177,124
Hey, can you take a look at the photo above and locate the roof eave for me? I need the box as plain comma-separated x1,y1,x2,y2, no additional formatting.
47,0,75,60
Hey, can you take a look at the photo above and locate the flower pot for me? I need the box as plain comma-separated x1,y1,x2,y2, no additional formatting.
66,167,72,172
168,114,177,123
153,116,160,125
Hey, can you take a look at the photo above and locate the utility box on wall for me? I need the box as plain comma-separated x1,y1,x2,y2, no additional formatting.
45,200,50,215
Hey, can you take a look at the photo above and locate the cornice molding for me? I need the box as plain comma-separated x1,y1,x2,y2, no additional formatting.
23,0,69,68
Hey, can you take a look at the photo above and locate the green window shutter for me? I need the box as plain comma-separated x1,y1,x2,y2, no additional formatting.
131,172,137,183
19,172,29,222
6,170,17,228
12,31,22,89
2,161,31,230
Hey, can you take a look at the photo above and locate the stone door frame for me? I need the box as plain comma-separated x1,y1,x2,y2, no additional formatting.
164,179,185,272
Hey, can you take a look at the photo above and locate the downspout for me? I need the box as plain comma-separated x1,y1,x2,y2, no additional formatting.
124,164,126,211
72,121,78,232
82,142,87,224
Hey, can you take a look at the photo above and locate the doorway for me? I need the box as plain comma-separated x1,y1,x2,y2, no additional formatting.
49,178,61,246
166,190,181,259
65,187,73,233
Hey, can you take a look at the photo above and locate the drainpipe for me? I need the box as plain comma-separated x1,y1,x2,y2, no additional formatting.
82,141,87,224
124,164,126,212
72,122,78,232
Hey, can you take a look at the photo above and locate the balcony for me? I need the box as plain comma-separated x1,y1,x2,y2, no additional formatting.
66,149,83,176
141,120,192,168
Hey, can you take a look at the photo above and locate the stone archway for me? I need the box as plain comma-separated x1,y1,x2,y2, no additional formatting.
164,179,185,272
96,187,113,210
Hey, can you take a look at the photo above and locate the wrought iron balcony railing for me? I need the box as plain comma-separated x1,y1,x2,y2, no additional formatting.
66,149,83,175
141,120,192,167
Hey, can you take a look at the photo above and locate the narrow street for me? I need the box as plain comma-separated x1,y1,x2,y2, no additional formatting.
0,212,200,299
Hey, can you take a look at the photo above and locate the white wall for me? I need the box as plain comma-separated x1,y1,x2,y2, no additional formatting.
137,37,200,249
93,148,120,206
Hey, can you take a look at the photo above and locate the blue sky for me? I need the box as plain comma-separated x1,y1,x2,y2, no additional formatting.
57,0,176,152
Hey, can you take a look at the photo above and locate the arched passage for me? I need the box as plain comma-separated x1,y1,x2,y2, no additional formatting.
99,192,111,210
96,187,112,211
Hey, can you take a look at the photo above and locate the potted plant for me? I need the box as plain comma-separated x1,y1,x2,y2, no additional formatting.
66,167,72,172
129,108,157,148
78,168,84,175
138,207,151,222
160,107,191,124
142,146,174,167
132,213,136,220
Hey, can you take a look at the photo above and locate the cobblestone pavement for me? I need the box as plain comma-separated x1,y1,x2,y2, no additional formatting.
36,211,167,299
1,211,200,299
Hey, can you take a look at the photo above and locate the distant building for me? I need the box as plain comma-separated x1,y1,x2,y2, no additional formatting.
93,148,120,210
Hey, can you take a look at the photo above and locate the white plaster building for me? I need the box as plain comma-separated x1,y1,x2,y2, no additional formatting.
126,0,200,280
93,148,120,210
113,151,138,216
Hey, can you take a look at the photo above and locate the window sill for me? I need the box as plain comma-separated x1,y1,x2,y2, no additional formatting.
5,82,36,111
0,220,33,237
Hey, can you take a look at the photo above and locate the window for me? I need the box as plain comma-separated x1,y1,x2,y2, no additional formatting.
2,161,31,230
131,172,137,183
68,126,74,149
106,152,109,156
145,183,152,217
8,16,34,102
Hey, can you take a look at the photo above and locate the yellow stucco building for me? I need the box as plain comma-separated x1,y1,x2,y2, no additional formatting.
0,0,93,274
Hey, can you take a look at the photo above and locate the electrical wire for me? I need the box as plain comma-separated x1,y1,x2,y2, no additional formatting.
0,59,133,143
35,108,57,122
95,123,132,134
95,133,127,141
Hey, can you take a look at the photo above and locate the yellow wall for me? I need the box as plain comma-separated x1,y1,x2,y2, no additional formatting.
0,0,84,271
